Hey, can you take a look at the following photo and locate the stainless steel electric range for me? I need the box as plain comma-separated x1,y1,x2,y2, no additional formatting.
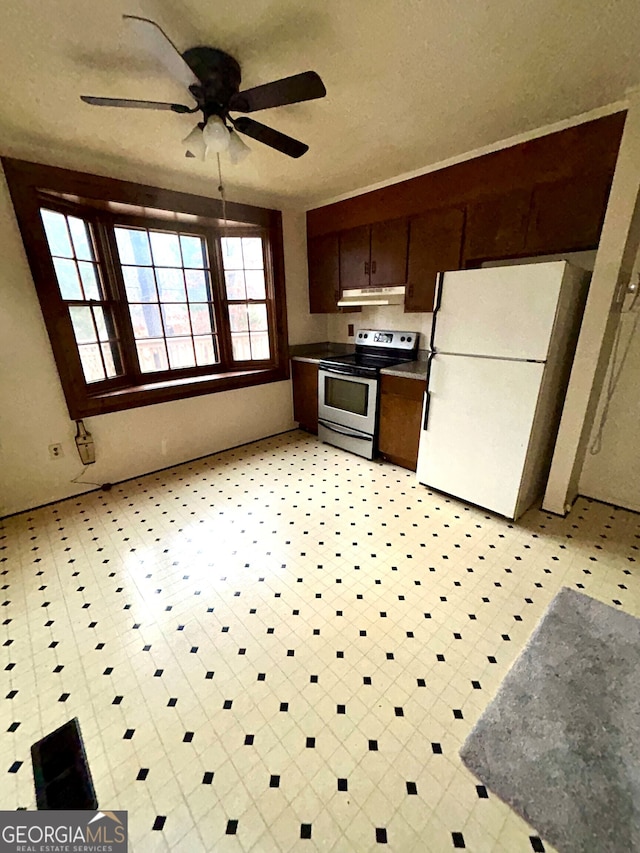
318,329,419,459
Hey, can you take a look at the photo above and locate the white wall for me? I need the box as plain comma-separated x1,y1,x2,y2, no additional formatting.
282,210,328,346
0,168,321,517
543,95,640,515
579,261,640,512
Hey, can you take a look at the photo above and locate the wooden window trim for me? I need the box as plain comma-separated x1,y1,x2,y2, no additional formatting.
3,157,289,419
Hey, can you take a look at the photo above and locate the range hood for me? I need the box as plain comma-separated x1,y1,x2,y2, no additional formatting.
337,286,405,307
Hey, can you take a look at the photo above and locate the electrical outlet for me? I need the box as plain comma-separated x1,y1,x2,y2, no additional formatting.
348,324,355,337
49,443,63,460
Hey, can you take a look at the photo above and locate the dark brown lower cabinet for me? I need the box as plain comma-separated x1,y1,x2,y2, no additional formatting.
292,360,318,434
378,374,425,470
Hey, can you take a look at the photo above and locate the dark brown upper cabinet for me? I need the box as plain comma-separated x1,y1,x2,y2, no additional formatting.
370,219,409,286
463,188,532,263
340,219,409,289
526,172,613,255
308,233,360,314
308,233,340,313
405,208,464,312
339,225,371,289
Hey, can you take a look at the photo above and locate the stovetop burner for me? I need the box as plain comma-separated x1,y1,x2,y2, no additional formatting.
319,329,419,378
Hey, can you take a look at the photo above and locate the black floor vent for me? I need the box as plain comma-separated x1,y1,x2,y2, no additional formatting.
31,717,97,810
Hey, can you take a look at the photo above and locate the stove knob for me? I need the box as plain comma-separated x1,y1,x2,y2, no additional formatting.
407,336,412,342
364,333,368,339
358,332,363,338
400,336,405,342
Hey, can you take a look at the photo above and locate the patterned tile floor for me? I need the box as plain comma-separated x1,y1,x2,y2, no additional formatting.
1,429,639,852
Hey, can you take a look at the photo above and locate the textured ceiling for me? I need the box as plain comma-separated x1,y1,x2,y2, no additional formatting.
1,0,640,208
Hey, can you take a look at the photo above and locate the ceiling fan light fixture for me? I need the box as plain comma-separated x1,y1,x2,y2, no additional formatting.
182,124,206,160
227,129,251,164
203,115,230,154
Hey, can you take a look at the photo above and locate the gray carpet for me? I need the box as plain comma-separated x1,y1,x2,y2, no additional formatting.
460,587,640,853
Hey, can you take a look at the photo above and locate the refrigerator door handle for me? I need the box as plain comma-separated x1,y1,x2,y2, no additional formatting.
423,350,436,431
423,391,431,431
430,271,445,350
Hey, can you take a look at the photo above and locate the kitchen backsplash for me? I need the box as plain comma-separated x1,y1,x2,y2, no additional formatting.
326,304,433,345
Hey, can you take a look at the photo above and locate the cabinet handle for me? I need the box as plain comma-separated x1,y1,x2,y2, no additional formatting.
371,260,376,274
364,261,369,275
408,285,414,297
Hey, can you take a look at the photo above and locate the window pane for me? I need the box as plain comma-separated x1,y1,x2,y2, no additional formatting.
78,262,100,300
41,210,73,258
68,217,94,261
53,258,82,299
78,344,105,383
129,304,163,338
161,303,191,336
190,304,213,335
102,343,118,377
69,306,96,344
250,332,270,360
225,270,245,300
228,304,249,332
185,269,209,302
231,334,252,361
245,269,266,300
242,237,264,269
150,231,182,267
194,335,218,366
93,307,110,341
115,228,152,265
123,266,157,302
248,303,268,332
221,237,243,269
180,235,206,268
167,337,196,369
136,339,168,373
156,268,186,302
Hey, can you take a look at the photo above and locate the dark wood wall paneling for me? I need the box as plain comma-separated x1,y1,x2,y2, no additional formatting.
306,112,626,238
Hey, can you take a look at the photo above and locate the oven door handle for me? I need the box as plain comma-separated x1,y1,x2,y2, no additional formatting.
320,365,374,379
320,421,372,441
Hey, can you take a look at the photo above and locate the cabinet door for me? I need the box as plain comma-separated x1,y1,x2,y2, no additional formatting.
463,188,531,262
308,233,340,313
378,375,425,470
292,360,318,434
339,225,371,290
526,173,612,254
405,208,464,312
370,219,409,286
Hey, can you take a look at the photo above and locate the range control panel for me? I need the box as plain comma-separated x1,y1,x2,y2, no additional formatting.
356,329,419,351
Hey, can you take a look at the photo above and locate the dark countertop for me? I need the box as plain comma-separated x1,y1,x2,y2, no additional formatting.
380,361,427,381
290,343,428,381
289,342,353,364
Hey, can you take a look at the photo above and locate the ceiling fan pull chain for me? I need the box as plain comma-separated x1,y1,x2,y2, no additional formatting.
216,152,229,240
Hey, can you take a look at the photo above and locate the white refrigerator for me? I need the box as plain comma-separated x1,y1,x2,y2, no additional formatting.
416,261,589,519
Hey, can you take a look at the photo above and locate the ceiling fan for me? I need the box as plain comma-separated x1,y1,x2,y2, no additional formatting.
80,15,327,160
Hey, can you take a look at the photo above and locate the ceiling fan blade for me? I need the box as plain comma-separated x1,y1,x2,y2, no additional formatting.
80,95,195,113
229,71,326,113
232,116,309,158
123,15,200,90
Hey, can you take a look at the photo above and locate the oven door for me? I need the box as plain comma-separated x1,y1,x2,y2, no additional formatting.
318,368,378,435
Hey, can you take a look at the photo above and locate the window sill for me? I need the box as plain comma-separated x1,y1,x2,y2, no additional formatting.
71,364,290,418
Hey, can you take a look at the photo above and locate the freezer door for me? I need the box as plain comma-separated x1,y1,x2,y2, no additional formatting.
434,262,567,361
416,354,545,518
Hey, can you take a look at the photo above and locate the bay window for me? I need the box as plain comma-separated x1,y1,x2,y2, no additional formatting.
3,158,288,418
